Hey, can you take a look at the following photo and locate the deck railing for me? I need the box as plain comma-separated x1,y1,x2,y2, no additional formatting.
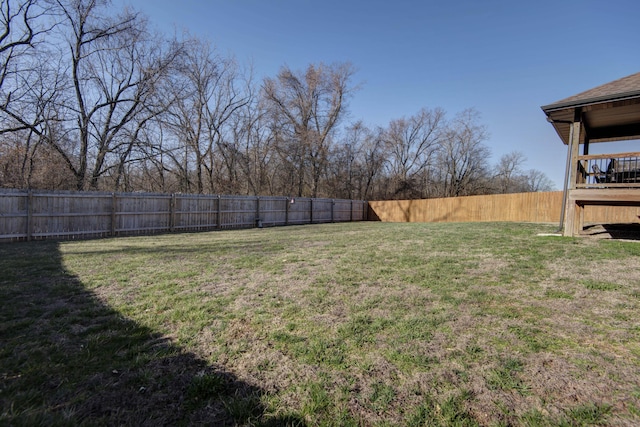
576,151,640,188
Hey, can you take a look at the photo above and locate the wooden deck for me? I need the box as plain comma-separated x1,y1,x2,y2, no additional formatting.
562,150,640,237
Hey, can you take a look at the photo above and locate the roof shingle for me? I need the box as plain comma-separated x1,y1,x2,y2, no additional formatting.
543,71,640,111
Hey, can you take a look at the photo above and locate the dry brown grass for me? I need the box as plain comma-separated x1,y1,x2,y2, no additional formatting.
2,222,640,425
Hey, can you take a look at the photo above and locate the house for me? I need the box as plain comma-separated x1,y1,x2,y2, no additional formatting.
542,72,640,237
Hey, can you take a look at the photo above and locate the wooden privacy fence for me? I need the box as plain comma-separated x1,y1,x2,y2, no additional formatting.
368,191,640,225
0,189,367,242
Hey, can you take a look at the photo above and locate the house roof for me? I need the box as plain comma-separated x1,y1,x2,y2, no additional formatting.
542,72,640,112
541,72,640,145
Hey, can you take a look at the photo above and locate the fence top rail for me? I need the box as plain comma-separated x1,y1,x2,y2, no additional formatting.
0,188,27,195
0,188,366,203
117,193,172,199
34,193,114,199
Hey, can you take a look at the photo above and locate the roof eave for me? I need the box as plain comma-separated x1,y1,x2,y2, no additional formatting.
541,89,640,113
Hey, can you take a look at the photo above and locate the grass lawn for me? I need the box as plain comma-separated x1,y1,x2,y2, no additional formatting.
1,222,640,426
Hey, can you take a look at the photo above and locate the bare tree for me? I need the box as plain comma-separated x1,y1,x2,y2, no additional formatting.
494,150,526,193
0,0,63,188
263,62,355,197
523,168,555,192
0,0,53,93
358,126,387,200
161,38,251,194
0,2,522,202
41,0,179,190
328,121,365,199
438,108,491,197
383,107,445,198
205,60,253,194
161,38,214,193
229,96,278,195
328,121,387,200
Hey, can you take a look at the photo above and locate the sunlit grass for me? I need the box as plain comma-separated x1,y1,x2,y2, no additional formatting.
1,222,640,425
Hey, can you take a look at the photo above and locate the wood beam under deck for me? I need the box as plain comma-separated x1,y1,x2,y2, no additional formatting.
566,189,640,237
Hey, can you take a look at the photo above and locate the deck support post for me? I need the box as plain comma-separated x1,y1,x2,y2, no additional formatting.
564,119,582,237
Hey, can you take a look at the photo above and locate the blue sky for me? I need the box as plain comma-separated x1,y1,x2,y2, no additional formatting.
117,0,640,189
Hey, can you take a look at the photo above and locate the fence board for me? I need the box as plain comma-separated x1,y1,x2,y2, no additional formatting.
0,190,366,242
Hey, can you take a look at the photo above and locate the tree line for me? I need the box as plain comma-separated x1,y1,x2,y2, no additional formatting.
0,0,554,200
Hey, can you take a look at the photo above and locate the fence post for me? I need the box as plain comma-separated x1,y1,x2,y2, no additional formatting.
331,199,335,223
111,193,117,236
26,190,33,241
255,196,262,228
169,193,176,232
285,197,289,226
310,198,313,224
217,195,222,229
350,200,353,222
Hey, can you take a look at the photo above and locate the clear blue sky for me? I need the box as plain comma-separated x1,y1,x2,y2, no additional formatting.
117,0,640,189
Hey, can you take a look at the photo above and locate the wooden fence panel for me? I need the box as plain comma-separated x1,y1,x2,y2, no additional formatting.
31,192,112,239
352,200,367,221
5,189,640,242
116,193,171,235
368,192,563,223
0,190,365,242
260,197,287,227
333,200,352,222
174,194,219,231
6,189,640,243
368,191,640,225
312,199,333,223
219,196,256,229
0,190,28,240
287,198,312,225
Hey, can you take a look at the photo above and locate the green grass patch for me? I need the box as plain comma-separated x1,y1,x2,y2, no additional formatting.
581,279,621,291
487,357,531,395
545,288,575,299
407,391,479,427
1,222,639,425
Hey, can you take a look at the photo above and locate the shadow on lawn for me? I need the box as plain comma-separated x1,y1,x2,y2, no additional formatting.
583,223,640,240
0,241,305,426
